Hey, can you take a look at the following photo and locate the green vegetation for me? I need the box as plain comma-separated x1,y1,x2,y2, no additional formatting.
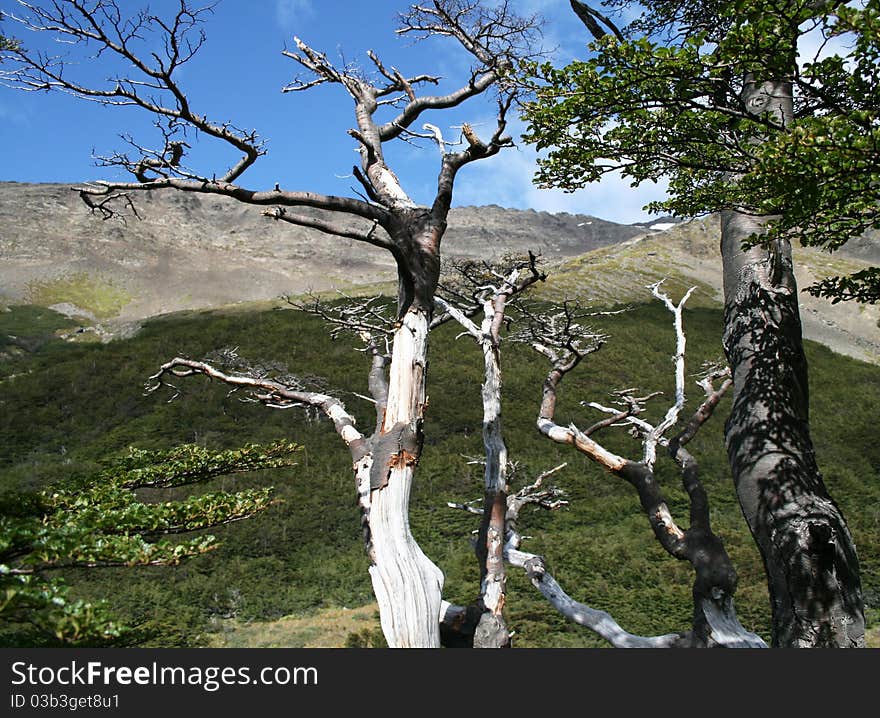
24,272,132,320
207,603,384,648
535,230,719,308
1,300,877,647
0,305,77,359
0,441,299,646
525,0,880,303
0,30,18,53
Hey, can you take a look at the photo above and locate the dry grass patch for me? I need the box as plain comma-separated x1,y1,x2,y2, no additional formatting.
206,604,382,648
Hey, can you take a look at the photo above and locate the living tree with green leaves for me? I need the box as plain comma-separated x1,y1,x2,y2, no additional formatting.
529,0,879,299
0,441,299,645
524,0,870,646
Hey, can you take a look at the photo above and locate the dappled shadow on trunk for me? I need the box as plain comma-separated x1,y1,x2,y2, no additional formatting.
723,280,864,647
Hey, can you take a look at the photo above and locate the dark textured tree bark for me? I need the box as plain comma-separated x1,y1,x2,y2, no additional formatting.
719,73,864,648
722,209,864,646
565,1,865,647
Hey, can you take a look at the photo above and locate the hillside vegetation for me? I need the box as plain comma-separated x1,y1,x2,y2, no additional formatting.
537,218,880,365
3,183,878,366
1,298,877,647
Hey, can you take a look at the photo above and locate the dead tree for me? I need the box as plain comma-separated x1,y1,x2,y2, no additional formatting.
431,253,544,646
2,0,541,647
510,283,767,647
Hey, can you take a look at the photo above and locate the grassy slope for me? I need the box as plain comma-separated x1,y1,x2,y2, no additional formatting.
1,300,878,647
205,603,384,648
535,217,877,308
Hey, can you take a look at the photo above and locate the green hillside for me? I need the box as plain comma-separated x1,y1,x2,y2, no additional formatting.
1,299,878,647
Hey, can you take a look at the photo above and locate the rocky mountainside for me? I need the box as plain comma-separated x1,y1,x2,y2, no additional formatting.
0,182,642,321
1,181,877,363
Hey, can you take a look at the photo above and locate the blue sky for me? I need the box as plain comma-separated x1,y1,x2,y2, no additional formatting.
0,0,668,223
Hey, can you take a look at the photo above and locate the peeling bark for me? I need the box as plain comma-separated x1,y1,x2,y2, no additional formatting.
434,292,511,646
435,259,543,647
368,308,444,647
9,0,540,649
474,306,510,648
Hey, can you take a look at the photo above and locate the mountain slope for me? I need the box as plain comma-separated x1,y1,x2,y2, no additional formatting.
1,182,877,364
536,217,880,365
0,182,641,322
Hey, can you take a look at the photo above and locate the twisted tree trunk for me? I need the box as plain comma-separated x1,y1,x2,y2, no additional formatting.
368,306,444,647
366,213,445,647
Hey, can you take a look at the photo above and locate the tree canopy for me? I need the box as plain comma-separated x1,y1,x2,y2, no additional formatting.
524,0,869,647
524,0,880,303
0,0,544,648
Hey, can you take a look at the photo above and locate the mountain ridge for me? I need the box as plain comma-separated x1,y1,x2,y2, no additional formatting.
0,181,644,320
1,181,877,364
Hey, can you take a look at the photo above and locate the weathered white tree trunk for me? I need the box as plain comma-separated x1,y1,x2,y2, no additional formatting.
368,308,444,647
475,324,509,647
434,260,543,647
13,0,534,650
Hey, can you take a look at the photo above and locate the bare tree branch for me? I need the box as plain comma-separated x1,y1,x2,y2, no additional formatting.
433,251,544,328
288,293,396,341
5,0,542,649
77,189,141,221
568,0,625,42
146,355,369,462
286,294,395,436
3,0,264,183
451,465,685,647
262,208,391,248
431,253,544,647
642,280,696,468
74,178,390,224
521,285,765,647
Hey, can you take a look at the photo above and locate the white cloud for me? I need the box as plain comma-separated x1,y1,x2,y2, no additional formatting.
276,0,314,29
452,121,669,224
